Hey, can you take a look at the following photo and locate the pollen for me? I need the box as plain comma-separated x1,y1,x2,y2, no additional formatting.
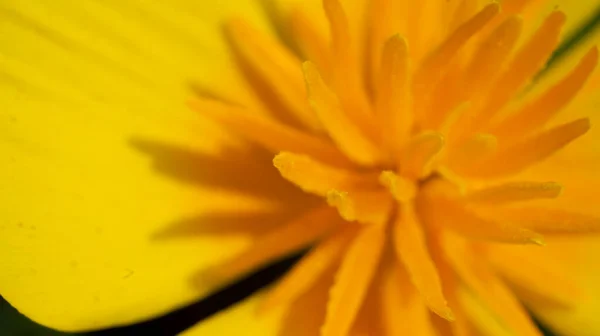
190,0,600,335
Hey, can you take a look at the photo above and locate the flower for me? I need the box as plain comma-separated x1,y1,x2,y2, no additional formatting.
1,0,600,336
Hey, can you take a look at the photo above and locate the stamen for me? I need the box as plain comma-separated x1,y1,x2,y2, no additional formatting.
188,1,600,333
502,0,536,14
367,0,395,90
393,202,454,321
488,207,600,234
405,1,424,59
449,0,480,28
379,171,417,202
423,63,465,130
464,181,562,204
290,8,331,77
189,99,351,167
463,16,523,98
413,3,499,95
464,118,590,178
303,61,381,166
492,47,598,142
322,223,386,336
227,19,321,130
428,233,472,336
209,207,340,281
399,132,445,179
446,133,497,173
259,225,357,314
419,184,544,245
469,11,566,130
477,0,535,42
440,100,473,135
323,0,373,134
379,264,436,336
326,189,393,225
490,249,581,308
322,0,351,73
406,1,448,62
273,151,380,197
375,35,411,155
457,286,510,336
443,240,544,336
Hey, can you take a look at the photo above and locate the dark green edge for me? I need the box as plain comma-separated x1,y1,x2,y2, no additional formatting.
543,3,600,73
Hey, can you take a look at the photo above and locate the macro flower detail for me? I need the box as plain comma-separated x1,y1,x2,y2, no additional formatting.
2,0,600,336
189,0,600,335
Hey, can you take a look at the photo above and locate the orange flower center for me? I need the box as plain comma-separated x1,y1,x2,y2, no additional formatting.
191,0,600,335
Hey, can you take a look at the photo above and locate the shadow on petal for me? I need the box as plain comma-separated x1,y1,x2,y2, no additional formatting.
258,0,302,55
130,138,308,202
222,23,305,129
276,266,335,336
132,136,319,286
187,81,240,106
152,208,314,240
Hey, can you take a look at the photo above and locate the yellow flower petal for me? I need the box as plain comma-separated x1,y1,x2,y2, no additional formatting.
488,246,581,308
184,259,336,336
492,237,600,336
3,0,600,334
0,99,272,331
0,0,283,331
181,294,282,336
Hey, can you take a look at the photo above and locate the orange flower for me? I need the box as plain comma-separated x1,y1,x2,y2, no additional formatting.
2,1,600,335
193,1,600,335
